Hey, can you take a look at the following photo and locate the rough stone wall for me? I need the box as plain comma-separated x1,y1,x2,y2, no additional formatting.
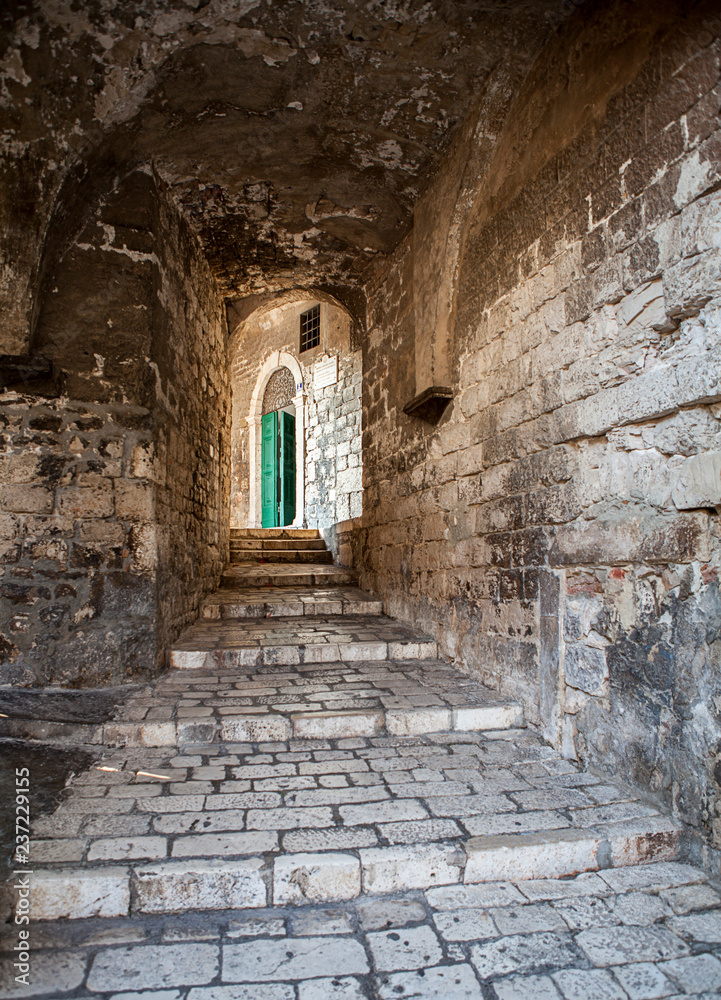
0,171,229,686
360,6,721,862
230,300,361,532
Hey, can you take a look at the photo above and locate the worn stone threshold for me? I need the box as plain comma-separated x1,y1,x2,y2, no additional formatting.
202,585,383,619
11,728,684,923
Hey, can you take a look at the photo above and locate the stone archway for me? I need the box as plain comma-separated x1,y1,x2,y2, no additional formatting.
247,351,306,528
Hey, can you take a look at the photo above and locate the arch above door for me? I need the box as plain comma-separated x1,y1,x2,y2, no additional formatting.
248,352,306,528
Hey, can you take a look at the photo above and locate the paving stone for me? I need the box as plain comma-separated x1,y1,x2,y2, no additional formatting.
283,827,378,852
172,831,277,856
470,932,578,979
87,944,219,991
492,975,562,999
426,882,526,910
290,909,354,935
552,968,627,999
611,962,675,999
297,978,366,1000
433,907,498,941
659,953,721,993
368,925,443,971
0,951,86,999
187,988,293,1000
87,836,167,861
247,806,334,830
379,818,462,844
221,936,369,981
273,852,361,904
110,992,182,1000
357,897,427,930
516,872,610,901
598,863,704,894
660,882,721,914
463,811,570,837
667,909,721,942
133,859,267,912
153,810,247,834
490,902,567,936
376,964,485,999
226,917,286,938
552,896,619,930
608,891,671,925
576,925,690,965
340,799,428,825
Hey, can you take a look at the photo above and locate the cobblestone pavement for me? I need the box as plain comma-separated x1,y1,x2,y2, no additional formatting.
2,860,721,998
15,728,680,923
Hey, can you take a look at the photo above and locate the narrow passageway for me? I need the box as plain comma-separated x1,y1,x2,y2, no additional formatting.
2,0,721,996
4,535,721,998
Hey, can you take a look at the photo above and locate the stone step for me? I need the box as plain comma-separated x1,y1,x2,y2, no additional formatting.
22,729,683,921
229,549,335,565
230,538,328,551
230,528,321,539
77,656,525,745
170,615,440,671
221,564,358,588
202,585,383,619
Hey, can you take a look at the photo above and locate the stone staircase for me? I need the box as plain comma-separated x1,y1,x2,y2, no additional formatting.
12,529,684,924
222,527,357,587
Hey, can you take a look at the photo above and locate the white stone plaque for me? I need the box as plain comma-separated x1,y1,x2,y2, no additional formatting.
314,355,338,389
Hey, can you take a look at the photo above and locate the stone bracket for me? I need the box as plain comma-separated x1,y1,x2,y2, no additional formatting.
403,386,453,423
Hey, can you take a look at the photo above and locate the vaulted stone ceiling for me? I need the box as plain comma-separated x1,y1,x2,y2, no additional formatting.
2,0,566,307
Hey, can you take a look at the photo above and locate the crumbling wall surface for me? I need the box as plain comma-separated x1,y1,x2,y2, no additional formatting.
361,3,721,858
0,171,228,686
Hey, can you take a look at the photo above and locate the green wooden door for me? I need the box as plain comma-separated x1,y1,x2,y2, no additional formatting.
261,410,278,528
279,410,296,527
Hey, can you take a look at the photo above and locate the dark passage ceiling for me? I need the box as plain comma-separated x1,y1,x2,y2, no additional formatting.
2,0,566,298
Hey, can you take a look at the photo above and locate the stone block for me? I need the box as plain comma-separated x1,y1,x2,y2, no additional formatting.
273,852,361,904
57,483,113,518
115,479,155,521
87,836,167,861
2,484,53,514
385,707,451,735
464,829,602,884
292,710,384,739
221,716,292,741
564,643,608,694
360,843,463,894
87,943,219,992
673,451,721,509
0,951,86,998
133,859,267,913
222,936,369,983
453,704,524,731
30,867,130,920
601,817,682,867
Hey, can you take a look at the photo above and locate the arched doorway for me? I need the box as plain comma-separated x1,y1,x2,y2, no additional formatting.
261,367,296,527
246,351,306,529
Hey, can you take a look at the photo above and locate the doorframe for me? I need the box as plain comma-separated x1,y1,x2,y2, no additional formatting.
248,351,306,528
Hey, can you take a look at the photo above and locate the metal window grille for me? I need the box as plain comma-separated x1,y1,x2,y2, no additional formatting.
300,304,321,352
